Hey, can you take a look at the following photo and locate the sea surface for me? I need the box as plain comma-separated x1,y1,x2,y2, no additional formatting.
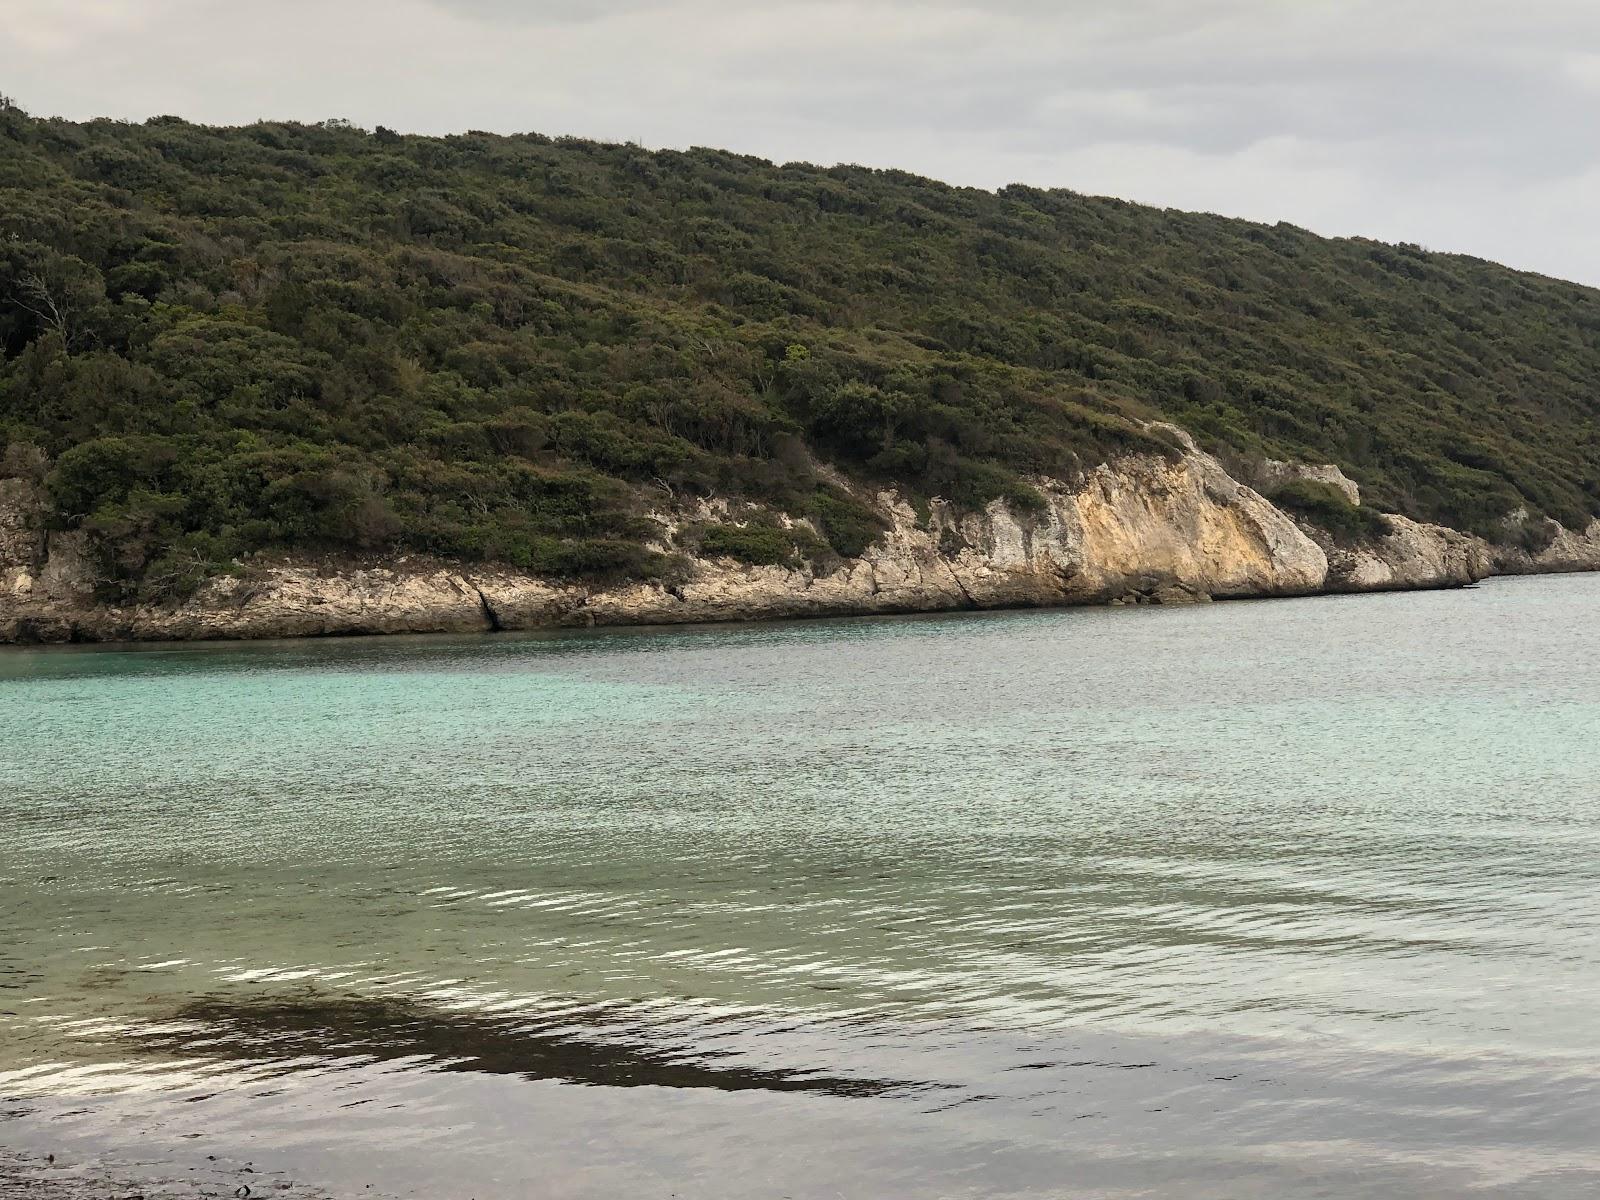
3,574,1599,1198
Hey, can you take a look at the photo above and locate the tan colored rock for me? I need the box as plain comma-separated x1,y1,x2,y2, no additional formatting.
1258,459,1362,506
1320,515,1491,592
0,479,46,598
1531,518,1600,572
0,439,1588,645
91,566,498,643
34,529,97,598
1491,518,1600,576
1026,452,1329,603
554,448,1327,627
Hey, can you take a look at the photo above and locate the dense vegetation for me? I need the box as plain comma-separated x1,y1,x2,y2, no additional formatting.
3,98,1599,598
1265,479,1392,543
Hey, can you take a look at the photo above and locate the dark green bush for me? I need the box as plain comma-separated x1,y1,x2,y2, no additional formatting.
1271,480,1391,542
1511,517,1561,556
699,520,825,568
805,488,887,558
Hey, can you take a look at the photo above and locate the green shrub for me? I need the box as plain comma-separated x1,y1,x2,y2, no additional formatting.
1511,517,1561,556
805,488,886,558
530,537,668,581
699,520,825,568
946,460,1048,514
1270,480,1391,542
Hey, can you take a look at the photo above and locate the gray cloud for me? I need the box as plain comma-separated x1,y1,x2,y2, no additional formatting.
5,0,1600,283
428,0,663,24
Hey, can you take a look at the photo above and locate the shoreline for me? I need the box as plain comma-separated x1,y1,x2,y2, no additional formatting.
0,563,1591,652
8,441,1599,648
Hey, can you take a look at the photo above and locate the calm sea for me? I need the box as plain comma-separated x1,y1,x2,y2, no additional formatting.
3,574,1598,1198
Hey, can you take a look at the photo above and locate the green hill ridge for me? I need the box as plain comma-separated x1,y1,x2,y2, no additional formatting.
2,98,1598,600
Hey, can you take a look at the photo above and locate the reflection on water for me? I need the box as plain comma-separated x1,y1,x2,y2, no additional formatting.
3,574,1600,1198
152,992,915,1097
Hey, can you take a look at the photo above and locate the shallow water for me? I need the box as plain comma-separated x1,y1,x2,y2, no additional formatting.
3,575,1599,1198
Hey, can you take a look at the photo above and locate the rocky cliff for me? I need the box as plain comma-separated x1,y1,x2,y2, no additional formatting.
1490,518,1600,577
2,440,1595,645
1313,515,1493,593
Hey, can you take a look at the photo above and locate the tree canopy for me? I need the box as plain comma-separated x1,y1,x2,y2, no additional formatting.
3,102,1598,598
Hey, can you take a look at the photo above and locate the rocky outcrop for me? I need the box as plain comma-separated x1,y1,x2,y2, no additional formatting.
1,446,1331,643
1316,515,1493,593
1489,518,1600,576
0,439,1587,646
0,478,47,590
1257,459,1362,506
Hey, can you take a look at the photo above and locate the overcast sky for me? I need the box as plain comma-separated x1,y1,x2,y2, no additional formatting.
7,0,1600,285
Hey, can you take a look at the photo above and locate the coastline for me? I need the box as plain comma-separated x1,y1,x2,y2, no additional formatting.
1,558,1590,651
5,437,1598,647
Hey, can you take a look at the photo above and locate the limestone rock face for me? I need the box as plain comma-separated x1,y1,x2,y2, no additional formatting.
1491,518,1600,576
0,440,1586,645
1320,515,1493,592
1258,459,1362,506
573,448,1328,625
1020,453,1329,604
916,454,1327,611
129,567,500,641
0,479,47,598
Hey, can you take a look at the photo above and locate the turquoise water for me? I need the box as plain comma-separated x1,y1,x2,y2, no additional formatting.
3,574,1599,1197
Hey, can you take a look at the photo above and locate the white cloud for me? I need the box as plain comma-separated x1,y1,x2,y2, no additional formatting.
3,0,1599,283
4,0,185,54
1562,52,1600,92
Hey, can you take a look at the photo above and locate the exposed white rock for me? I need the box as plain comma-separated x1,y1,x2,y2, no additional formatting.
1,439,1590,646
1318,515,1491,592
1491,518,1600,576
0,479,46,599
1258,459,1362,506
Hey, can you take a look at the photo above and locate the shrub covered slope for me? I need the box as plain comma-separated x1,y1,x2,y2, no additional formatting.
2,100,1598,598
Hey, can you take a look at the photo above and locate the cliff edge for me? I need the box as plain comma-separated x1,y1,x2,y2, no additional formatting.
9,438,1585,645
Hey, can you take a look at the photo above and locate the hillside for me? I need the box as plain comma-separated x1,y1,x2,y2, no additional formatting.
2,98,1599,602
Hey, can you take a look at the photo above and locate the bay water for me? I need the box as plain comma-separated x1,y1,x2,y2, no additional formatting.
3,574,1598,1197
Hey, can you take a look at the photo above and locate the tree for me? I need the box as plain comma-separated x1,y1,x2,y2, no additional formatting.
3,244,106,353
